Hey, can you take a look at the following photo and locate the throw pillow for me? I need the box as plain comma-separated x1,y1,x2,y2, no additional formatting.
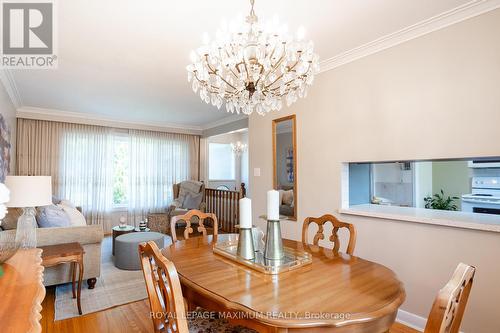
177,181,203,207
58,203,87,227
52,195,62,205
60,199,76,208
37,205,71,228
183,192,203,210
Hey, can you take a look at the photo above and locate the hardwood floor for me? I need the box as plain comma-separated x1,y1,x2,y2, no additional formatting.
41,287,153,333
41,287,419,333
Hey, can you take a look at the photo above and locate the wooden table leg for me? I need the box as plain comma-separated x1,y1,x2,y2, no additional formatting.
77,256,84,315
71,262,76,299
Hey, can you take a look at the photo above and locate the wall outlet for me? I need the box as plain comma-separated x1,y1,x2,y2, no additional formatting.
254,168,261,177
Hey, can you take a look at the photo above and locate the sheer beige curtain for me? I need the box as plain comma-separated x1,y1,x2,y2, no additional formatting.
17,118,113,226
127,129,199,224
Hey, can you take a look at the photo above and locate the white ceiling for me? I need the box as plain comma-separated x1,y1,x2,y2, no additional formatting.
9,0,474,128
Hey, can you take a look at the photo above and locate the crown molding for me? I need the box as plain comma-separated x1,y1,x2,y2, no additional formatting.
201,113,248,130
16,106,204,135
0,69,22,108
319,0,500,73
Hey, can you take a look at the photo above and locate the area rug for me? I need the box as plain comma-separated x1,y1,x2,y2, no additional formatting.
54,236,155,320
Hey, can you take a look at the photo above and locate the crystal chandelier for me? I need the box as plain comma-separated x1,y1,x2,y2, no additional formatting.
231,141,248,156
186,0,319,116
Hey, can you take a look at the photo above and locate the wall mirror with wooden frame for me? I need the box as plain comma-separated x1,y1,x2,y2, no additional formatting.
273,115,297,221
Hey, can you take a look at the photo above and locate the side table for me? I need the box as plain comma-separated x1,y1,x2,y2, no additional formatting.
40,243,84,315
112,225,135,255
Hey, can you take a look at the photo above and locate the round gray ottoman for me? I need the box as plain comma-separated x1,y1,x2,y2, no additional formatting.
114,232,164,270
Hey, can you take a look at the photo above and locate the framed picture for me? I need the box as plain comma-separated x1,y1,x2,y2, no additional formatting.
0,114,11,182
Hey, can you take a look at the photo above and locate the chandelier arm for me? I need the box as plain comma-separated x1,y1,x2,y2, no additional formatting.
243,62,250,81
205,61,239,91
264,71,286,90
223,49,240,79
253,63,265,86
262,42,287,86
193,72,235,94
271,42,286,68
215,74,238,91
261,55,285,87
268,43,277,61
265,57,303,89
268,71,308,92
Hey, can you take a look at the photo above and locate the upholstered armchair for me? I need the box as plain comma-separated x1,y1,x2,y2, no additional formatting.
166,180,206,220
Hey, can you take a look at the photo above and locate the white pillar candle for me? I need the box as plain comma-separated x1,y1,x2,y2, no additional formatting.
267,190,280,220
239,197,252,229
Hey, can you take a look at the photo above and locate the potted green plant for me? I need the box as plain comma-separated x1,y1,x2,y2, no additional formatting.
424,189,460,211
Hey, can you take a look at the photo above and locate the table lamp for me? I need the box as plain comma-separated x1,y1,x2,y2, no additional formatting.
5,176,52,249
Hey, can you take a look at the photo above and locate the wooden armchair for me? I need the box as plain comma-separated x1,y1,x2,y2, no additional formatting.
167,181,206,216
424,263,476,333
138,241,189,333
302,214,356,255
169,210,218,243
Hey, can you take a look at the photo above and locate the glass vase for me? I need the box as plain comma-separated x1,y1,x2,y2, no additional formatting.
15,207,37,249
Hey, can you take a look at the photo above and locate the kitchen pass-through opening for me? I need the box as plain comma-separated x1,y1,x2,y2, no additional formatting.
347,157,500,217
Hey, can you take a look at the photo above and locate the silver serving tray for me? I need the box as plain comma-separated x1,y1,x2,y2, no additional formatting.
213,239,312,275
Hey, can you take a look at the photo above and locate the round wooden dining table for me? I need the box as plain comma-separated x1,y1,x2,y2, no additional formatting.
162,234,405,333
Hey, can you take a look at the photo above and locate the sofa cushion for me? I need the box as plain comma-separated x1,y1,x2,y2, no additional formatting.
37,205,71,228
183,192,203,210
0,207,23,230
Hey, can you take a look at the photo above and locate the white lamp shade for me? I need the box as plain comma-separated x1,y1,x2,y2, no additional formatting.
5,176,53,208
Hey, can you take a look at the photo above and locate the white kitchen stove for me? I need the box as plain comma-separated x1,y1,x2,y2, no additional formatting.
462,177,500,215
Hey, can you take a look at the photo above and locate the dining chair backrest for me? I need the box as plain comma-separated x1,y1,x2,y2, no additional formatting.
302,214,356,255
170,209,218,243
138,241,189,333
424,263,476,333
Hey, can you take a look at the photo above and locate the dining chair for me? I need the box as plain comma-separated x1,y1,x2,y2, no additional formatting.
139,241,257,333
170,209,218,243
302,214,356,255
138,241,189,333
424,263,476,333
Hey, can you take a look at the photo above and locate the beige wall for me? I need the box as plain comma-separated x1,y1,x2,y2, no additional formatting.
249,9,500,333
0,79,17,175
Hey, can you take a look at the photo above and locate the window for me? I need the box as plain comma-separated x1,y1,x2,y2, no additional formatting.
112,135,129,207
208,143,235,180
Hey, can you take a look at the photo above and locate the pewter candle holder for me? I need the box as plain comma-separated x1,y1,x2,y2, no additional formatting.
264,220,284,260
237,228,255,260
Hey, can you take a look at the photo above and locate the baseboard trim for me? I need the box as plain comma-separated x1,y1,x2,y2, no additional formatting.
396,309,426,332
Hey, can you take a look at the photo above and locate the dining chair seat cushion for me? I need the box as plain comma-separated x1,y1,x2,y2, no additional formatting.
188,308,257,333
115,232,164,270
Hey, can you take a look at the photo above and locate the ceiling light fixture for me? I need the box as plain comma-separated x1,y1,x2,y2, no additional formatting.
231,141,248,156
187,0,319,116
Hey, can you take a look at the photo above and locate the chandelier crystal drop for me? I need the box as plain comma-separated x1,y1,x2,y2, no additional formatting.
186,0,319,116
